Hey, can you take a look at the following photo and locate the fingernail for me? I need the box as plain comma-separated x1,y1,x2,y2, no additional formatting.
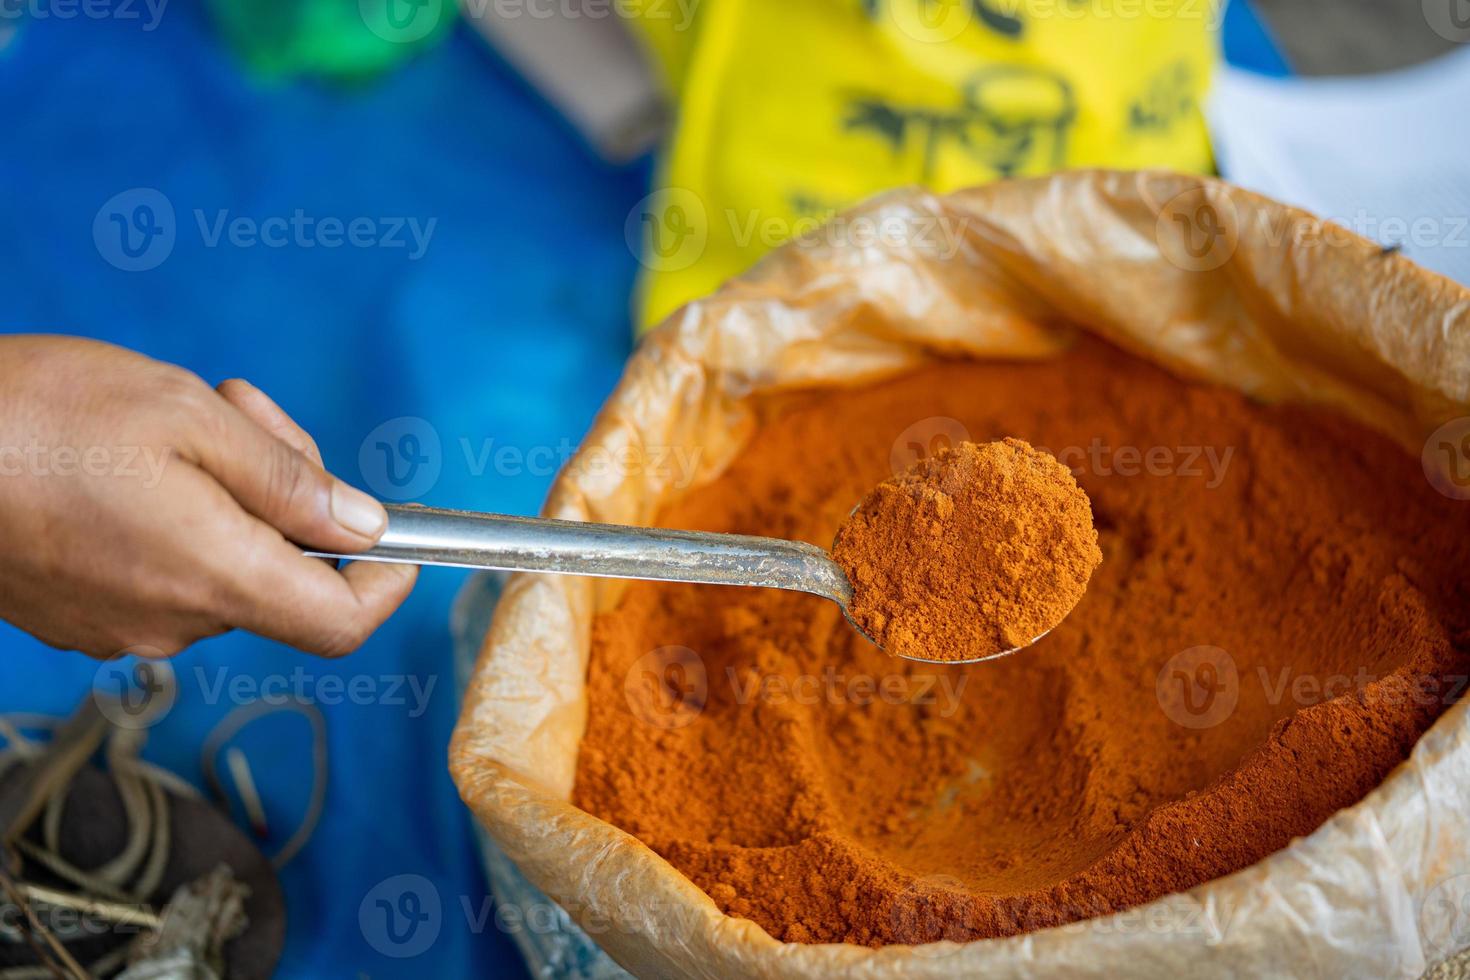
331,481,387,539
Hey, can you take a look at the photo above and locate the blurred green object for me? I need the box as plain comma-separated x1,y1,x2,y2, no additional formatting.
206,0,456,79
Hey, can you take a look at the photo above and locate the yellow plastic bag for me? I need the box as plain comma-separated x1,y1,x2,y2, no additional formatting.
624,0,1218,328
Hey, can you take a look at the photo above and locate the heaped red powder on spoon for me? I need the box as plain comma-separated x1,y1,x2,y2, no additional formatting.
832,438,1102,661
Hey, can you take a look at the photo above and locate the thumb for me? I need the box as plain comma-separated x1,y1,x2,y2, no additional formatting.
179,387,387,552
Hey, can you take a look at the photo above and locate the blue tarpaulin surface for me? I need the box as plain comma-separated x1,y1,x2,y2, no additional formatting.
0,3,1283,977
1,5,645,976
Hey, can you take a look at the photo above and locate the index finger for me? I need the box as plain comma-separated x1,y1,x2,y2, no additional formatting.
216,378,325,467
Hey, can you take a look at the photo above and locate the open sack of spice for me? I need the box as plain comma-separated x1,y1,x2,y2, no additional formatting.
450,171,1470,979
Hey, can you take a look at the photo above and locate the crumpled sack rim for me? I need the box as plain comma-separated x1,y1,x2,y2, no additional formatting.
452,170,1470,979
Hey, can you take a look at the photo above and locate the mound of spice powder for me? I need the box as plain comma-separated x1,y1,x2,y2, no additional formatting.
573,337,1470,946
832,438,1102,661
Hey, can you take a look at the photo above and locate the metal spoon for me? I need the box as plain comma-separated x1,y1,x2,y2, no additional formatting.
307,504,1039,664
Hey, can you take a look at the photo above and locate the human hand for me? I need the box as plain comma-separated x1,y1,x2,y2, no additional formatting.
0,335,417,658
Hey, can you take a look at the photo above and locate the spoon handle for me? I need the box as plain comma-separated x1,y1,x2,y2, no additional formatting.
306,504,852,604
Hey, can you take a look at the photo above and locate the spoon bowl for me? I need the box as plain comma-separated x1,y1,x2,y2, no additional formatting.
826,503,1049,664
307,503,1047,664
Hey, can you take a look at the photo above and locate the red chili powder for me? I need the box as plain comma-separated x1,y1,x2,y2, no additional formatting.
833,438,1102,661
573,337,1470,945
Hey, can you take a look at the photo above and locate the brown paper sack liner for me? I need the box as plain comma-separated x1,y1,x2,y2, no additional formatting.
450,171,1470,979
